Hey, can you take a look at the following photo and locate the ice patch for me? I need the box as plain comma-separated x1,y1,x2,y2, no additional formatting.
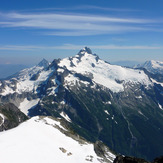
103,101,111,105
47,86,58,95
60,112,71,122
138,111,144,116
60,101,66,105
138,110,148,120
135,96,142,99
151,78,163,87
104,110,110,115
158,103,163,110
64,74,79,86
19,98,40,115
0,113,5,126
57,68,64,73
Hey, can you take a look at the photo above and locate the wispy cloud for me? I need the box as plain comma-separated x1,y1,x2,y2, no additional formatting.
4,12,154,23
74,5,139,12
0,44,162,51
0,11,161,36
16,5,139,13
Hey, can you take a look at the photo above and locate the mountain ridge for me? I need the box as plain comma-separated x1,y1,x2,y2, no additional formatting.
0,48,162,161
135,60,163,75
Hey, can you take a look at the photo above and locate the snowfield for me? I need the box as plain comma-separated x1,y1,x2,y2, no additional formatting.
18,98,40,115
0,63,54,96
0,113,5,126
0,116,115,163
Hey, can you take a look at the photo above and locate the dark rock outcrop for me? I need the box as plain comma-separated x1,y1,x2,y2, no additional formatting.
114,155,163,163
114,155,149,163
152,156,163,163
0,103,28,131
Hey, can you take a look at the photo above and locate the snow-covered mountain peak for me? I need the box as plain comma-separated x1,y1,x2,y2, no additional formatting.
37,58,49,68
59,48,100,70
59,49,152,93
78,47,92,55
136,60,163,74
147,60,163,69
0,60,54,96
77,47,100,59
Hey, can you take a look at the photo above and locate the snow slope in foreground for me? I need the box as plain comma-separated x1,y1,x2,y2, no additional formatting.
0,116,115,163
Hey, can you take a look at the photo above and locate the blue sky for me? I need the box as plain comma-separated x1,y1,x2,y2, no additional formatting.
0,0,163,65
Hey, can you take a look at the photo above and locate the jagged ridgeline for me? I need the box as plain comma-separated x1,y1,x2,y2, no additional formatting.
0,47,163,161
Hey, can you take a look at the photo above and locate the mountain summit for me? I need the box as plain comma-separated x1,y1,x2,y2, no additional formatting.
136,60,163,75
37,58,49,68
78,47,93,55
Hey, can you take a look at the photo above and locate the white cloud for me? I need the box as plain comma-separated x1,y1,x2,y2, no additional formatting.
75,5,139,12
0,11,161,36
6,12,151,23
14,6,139,13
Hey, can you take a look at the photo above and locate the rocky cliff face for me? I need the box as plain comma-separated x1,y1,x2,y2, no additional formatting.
0,103,28,131
113,155,163,163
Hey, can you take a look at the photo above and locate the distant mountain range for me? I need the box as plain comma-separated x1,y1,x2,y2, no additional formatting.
135,60,163,75
0,47,162,162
